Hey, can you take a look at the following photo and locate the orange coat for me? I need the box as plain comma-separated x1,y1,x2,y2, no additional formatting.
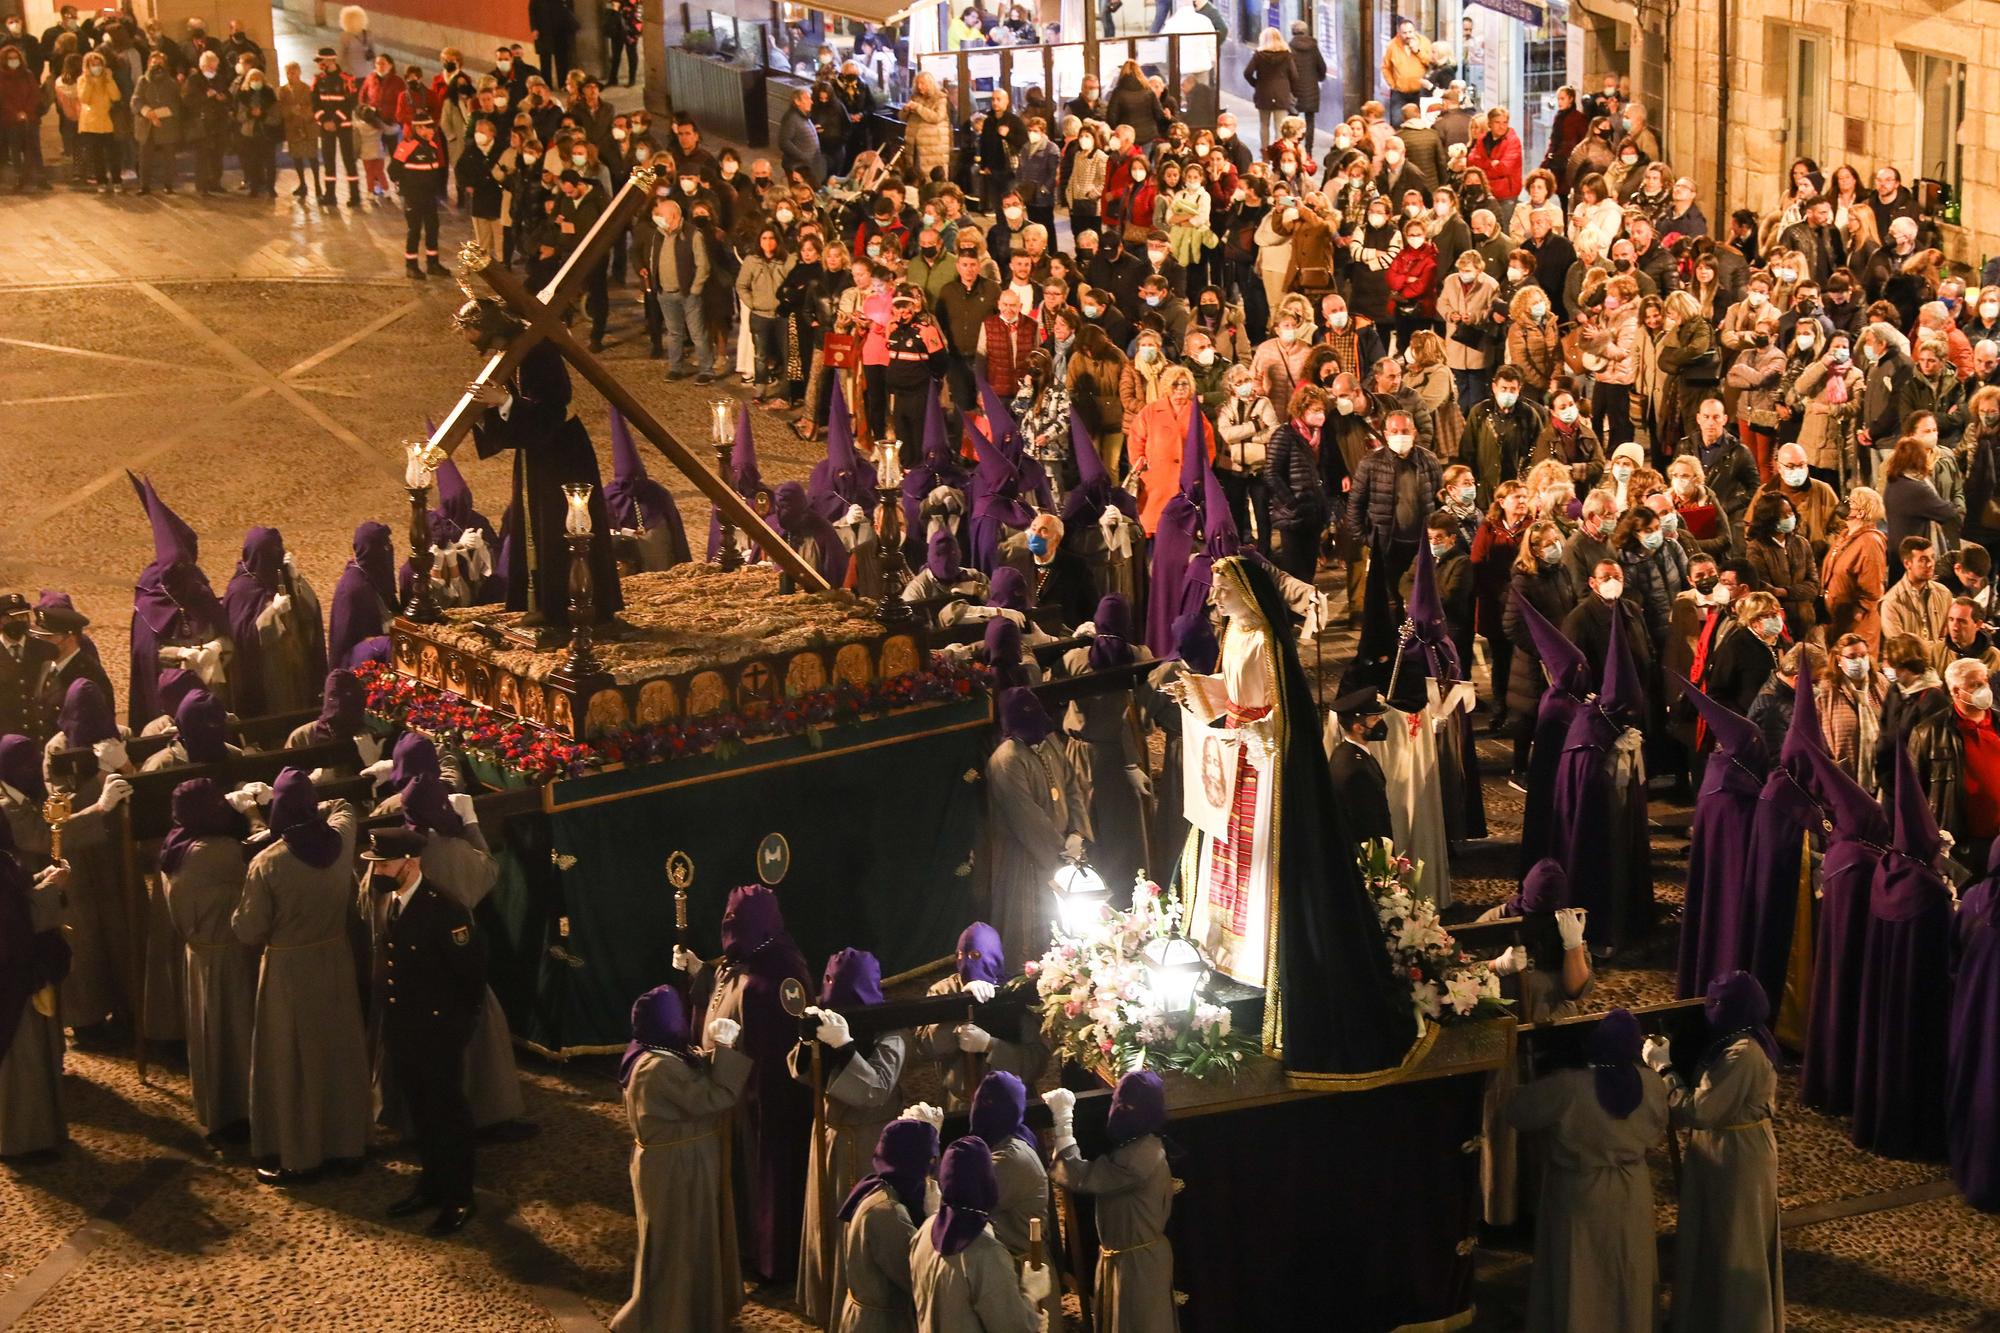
1821,527,1886,656
1133,398,1216,535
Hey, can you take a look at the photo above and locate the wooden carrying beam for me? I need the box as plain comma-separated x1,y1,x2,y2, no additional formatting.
419,165,829,592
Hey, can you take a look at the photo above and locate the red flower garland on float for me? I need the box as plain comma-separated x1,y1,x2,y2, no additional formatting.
355,657,995,783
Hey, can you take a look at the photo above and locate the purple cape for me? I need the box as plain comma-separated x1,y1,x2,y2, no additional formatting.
605,407,691,563
772,482,849,587
808,379,880,523
1514,589,1592,873
1551,628,1650,950
1798,742,1891,1115
1674,677,1772,998
328,521,396,669
1851,745,1954,1159
222,527,297,716
1742,671,1831,1025
1948,845,2000,1208
127,472,227,728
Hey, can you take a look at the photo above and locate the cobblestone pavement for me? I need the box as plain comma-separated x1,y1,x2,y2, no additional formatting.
4,164,2000,1332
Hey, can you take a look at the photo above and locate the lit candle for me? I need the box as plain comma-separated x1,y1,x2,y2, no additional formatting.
404,439,443,489
563,483,595,536
710,398,736,445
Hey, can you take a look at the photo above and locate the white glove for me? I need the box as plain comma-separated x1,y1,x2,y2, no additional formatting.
93,738,130,773
706,1016,741,1049
223,788,262,814
361,758,395,782
672,944,700,973
353,732,385,766
446,792,478,825
1641,1036,1673,1072
1488,945,1528,976
957,1022,992,1053
843,503,868,526
924,1176,942,1216
1041,1087,1076,1125
1073,620,1098,638
965,979,997,1004
812,1007,853,1049
269,593,292,619
239,781,274,806
34,864,70,893
1554,908,1588,952
1021,1261,1053,1305
97,775,133,811
1063,833,1086,860
899,1101,945,1132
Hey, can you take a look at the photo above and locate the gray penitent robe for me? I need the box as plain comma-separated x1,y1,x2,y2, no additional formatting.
45,763,132,1028
791,1033,909,1327
1503,1066,1669,1333
987,1134,1051,1263
2,799,52,870
1670,1037,1784,1333
1061,644,1155,897
1051,1135,1177,1333
283,722,363,780
911,974,1051,1110
985,736,1091,969
837,1184,919,1333
909,1224,1040,1333
0,867,66,1156
231,805,371,1171
611,1045,753,1333
141,870,187,1043
162,837,257,1135
244,578,327,715
364,825,525,1130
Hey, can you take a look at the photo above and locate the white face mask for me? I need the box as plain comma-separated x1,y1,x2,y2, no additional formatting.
1130,168,1146,182
1328,311,1348,329
1387,434,1414,454
1079,137,1095,152
1774,267,1796,284
1597,577,1625,601
1507,267,1527,284
1279,326,1300,344
1840,656,1871,681
1780,465,1808,487
1973,685,1997,712
1217,126,1234,140
1194,348,1215,366
1004,206,1023,222
1556,405,1578,424
1747,290,1768,308
1495,390,1518,409
1984,302,2000,322
1796,334,1814,351
612,127,627,141
1233,382,1256,398
1530,301,1548,322
475,132,493,148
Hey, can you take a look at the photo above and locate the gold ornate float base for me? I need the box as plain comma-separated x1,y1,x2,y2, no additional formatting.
388,566,926,740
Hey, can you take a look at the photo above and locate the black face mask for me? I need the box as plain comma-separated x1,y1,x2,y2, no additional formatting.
1694,576,1719,595
920,244,940,258
1361,719,1389,742
0,622,25,641
368,869,402,896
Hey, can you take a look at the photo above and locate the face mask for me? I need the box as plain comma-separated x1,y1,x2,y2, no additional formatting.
1453,485,1476,506
1597,578,1625,601
776,207,794,223
1218,126,1234,140
494,96,511,110
1334,397,1353,416
1530,302,1549,322
1405,234,1426,250
1328,311,1348,329
1620,154,1638,167
1831,346,1850,364
866,242,882,258
1029,131,1045,147
1147,247,1169,264
1758,616,1783,639
368,869,401,896
523,152,539,166
1026,533,1049,557
1304,409,1328,427
1430,541,1454,559
1138,345,1160,362
652,214,668,232
1777,514,1797,534
1279,326,1300,344
1368,212,1390,228
1004,206,1024,222
1079,137,1095,152
571,153,588,167
474,132,493,149
1556,405,1578,424
1641,528,1664,551
1387,434,1414,455
1233,382,1256,399
1711,582,1736,609
1507,267,1528,284
1542,542,1563,563
610,126,627,142
1494,390,1519,410
1840,656,1871,682
1458,269,1478,285
498,58,513,71
1775,266,1798,284
1612,462,1633,482
1083,305,1101,319
1130,168,1146,182
1747,290,1768,308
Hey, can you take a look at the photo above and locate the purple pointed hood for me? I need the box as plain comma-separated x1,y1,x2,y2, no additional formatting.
987,566,1029,614
400,774,465,837
259,767,342,870
977,372,1021,458
1600,610,1643,721
129,470,201,570
129,473,224,650
997,685,1054,745
1512,588,1590,697
1406,541,1449,645
155,668,203,724
1147,497,1202,654
839,1117,939,1222
1587,1008,1645,1118
1704,970,1781,1064
956,921,1005,985
388,731,440,789
1886,741,1945,880
820,947,885,1009
604,407,687,541
619,983,692,1086
1179,399,1209,498
719,883,787,960
351,521,396,602
809,378,880,521
311,669,368,740
59,678,118,750
1199,464,1239,559
729,401,762,494
0,734,47,807
1106,1069,1167,1143
970,1070,1036,1150
1172,608,1219,674
1061,407,1137,526
175,689,230,765
433,457,477,535
1672,672,1769,769
1802,742,1889,845
1506,857,1569,915
931,1136,999,1256
1781,663,1827,772
1088,594,1135,670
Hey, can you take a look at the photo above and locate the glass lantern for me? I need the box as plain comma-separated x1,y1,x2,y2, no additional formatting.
563,483,595,536
1141,934,1208,1017
710,398,737,446
404,439,442,490
1050,859,1111,938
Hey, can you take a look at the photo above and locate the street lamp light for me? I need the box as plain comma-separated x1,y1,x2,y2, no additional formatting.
1141,934,1209,1018
1050,858,1111,938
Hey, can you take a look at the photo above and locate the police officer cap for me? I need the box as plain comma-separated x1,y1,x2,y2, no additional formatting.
360,826,429,862
1332,685,1385,724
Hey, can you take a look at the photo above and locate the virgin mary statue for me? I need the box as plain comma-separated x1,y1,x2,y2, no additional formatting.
1174,555,1424,1082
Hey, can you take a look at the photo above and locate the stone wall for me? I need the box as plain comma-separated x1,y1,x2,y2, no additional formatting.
1660,0,2000,270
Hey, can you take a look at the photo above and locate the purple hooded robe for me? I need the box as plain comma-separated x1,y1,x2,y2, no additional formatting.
328,522,397,670
127,472,229,729
1675,675,1772,998
1797,742,1891,1115
1552,610,1652,950
1948,839,2000,1209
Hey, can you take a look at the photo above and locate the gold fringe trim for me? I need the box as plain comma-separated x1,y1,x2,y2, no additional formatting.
1275,1017,1443,1092
1389,1305,1476,1333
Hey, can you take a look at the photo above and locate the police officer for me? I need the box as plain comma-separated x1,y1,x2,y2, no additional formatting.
309,46,361,207
0,595,53,743
364,827,485,1235
883,283,948,466
1329,685,1395,846
390,111,449,280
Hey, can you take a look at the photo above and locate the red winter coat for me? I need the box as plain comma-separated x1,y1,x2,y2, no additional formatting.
1385,241,1440,318
358,69,405,125
0,64,41,125
1466,128,1523,201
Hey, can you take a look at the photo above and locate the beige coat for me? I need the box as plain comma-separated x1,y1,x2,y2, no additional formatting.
837,1184,919,1333
1051,1135,1178,1333
902,91,954,185
1435,271,1499,370
909,1223,1040,1333
163,836,258,1135
791,1033,909,1327
610,1046,753,1333
231,804,371,1172
1669,1038,1783,1333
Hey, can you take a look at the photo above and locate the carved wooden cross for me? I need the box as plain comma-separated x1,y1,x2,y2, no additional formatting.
421,165,829,591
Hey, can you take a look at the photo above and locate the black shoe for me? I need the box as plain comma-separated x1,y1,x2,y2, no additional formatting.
320,191,335,207
387,1190,437,1218
427,1201,477,1236
348,190,362,206
292,184,307,198
407,260,426,280
255,1165,322,1187
426,258,448,276
694,372,715,385
323,1156,366,1177
648,344,663,360
589,338,605,352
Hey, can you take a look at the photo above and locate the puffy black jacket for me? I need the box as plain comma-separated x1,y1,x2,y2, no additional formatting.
1346,444,1443,548
1264,422,1330,529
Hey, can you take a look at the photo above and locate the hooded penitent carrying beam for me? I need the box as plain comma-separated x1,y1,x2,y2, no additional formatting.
422,196,826,590
1675,674,1773,999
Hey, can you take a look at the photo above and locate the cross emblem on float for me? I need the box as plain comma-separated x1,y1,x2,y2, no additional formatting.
739,660,773,701
413,164,828,592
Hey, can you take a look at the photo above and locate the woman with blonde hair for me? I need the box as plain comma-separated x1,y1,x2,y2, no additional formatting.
1817,632,1887,789
1130,365,1215,535
1244,27,1295,147
1657,288,1718,448
1705,590,1785,714
75,48,121,190
1405,330,1463,460
901,70,953,185
1506,286,1563,401
1822,486,1888,653
1526,459,1581,527
1665,454,1732,559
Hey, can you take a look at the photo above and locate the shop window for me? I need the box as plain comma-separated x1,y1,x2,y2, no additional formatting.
1905,49,1965,202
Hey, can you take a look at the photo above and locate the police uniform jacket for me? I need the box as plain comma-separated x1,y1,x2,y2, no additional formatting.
372,878,486,1057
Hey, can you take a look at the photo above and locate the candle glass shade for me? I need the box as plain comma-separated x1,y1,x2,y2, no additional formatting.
563,482,595,537
1050,859,1111,938
1141,934,1208,1017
